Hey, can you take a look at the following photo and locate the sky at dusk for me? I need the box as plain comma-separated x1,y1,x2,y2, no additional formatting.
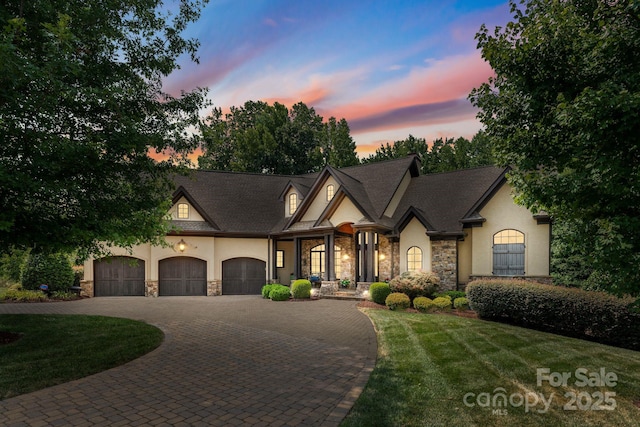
163,0,513,157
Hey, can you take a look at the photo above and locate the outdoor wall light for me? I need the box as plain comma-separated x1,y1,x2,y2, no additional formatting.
379,254,386,260
177,239,186,252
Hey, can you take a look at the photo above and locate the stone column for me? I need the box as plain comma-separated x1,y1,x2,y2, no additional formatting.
431,240,458,291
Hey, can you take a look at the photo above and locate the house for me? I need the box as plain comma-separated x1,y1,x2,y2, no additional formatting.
81,155,551,297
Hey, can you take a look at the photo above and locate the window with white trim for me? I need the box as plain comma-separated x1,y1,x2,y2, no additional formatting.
327,184,335,201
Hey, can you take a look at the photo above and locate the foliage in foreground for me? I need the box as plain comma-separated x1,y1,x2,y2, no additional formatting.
470,0,640,296
342,309,640,427
0,314,163,399
0,0,208,257
369,282,391,305
21,253,75,292
268,284,291,301
385,292,410,311
291,279,312,299
467,279,640,351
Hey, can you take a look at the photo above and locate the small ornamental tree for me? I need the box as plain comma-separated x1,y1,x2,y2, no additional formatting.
21,253,75,292
389,271,439,301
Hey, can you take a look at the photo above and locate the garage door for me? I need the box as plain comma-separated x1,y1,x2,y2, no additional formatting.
94,257,145,297
159,257,207,296
222,258,266,295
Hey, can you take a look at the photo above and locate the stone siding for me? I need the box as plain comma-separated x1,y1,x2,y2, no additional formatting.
80,280,93,297
145,281,159,297
378,235,393,282
431,240,457,291
207,280,222,296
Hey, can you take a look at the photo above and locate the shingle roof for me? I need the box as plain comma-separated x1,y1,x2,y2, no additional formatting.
393,166,507,234
170,160,507,237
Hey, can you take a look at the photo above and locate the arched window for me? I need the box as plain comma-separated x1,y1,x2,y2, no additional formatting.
177,203,189,219
493,229,525,275
326,184,335,201
407,246,422,271
288,193,298,215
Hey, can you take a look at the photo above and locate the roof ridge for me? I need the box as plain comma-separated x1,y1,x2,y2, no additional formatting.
420,164,503,177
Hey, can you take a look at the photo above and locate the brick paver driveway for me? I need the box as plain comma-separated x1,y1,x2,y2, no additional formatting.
0,296,377,426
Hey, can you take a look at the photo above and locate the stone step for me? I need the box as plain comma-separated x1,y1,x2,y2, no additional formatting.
320,293,364,301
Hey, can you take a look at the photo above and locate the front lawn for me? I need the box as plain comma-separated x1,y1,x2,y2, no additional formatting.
0,314,163,399
342,309,640,427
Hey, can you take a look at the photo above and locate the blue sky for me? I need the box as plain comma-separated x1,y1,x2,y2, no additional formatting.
164,0,512,156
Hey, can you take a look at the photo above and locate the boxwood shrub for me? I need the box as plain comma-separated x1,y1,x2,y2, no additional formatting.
369,282,391,305
413,296,435,313
432,296,452,311
385,292,410,311
435,290,466,300
291,279,312,299
466,279,640,351
453,297,469,310
269,284,291,301
261,284,276,299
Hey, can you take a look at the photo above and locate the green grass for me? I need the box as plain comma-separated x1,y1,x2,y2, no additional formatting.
0,314,164,399
342,310,640,427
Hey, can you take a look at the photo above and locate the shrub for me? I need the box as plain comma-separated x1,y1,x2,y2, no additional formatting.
454,297,470,310
269,284,291,301
369,282,391,305
389,271,439,300
413,296,435,313
291,279,312,299
21,253,74,293
261,284,276,299
1,288,48,302
385,292,410,311
0,248,30,283
432,296,452,311
466,279,640,351
50,290,80,301
436,290,466,300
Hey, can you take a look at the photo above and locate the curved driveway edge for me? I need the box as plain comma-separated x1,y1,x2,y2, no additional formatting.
0,297,377,426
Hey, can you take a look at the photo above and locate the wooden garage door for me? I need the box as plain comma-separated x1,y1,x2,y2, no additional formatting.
159,257,207,296
222,258,266,295
94,257,145,297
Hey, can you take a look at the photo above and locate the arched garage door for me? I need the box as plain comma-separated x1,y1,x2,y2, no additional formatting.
222,258,266,295
159,257,207,296
94,257,145,297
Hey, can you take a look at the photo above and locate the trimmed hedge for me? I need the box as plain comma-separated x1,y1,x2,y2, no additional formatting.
413,296,434,313
466,279,640,351
269,284,291,301
385,292,410,311
369,282,391,305
436,290,466,300
291,279,312,299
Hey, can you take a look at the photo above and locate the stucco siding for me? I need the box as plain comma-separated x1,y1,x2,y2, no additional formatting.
329,197,366,226
301,176,339,221
472,184,550,277
399,217,431,273
170,197,205,221
458,231,472,284
383,171,412,217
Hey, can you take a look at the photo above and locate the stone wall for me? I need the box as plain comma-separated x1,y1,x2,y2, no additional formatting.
80,280,93,297
378,235,393,281
431,240,457,291
207,280,222,296
301,238,324,278
335,236,355,282
145,281,158,297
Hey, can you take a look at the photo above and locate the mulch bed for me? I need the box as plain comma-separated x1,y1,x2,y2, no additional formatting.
357,300,478,318
0,331,22,345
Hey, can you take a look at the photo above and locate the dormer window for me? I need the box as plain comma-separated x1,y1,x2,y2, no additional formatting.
288,193,298,215
326,184,335,201
177,203,189,219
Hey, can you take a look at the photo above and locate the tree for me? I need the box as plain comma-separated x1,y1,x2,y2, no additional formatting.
198,101,358,173
322,118,360,168
363,133,494,174
0,0,209,258
469,0,640,296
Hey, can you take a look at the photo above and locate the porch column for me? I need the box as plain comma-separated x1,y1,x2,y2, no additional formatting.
324,234,335,281
271,238,278,280
294,237,302,279
365,231,376,282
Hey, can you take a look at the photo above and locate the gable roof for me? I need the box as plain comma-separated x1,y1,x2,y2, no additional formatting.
392,166,507,236
167,160,508,238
